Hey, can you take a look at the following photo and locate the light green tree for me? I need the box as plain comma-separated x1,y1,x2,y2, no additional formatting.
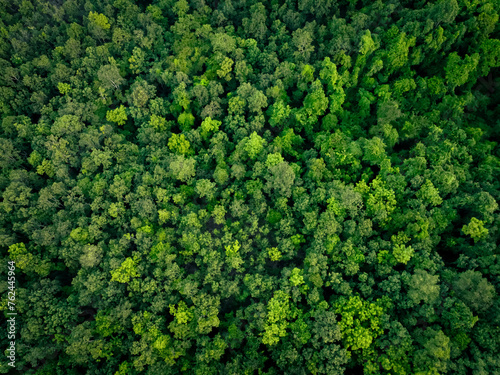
262,290,292,345
244,132,266,159
462,217,488,242
168,133,191,154
8,243,50,276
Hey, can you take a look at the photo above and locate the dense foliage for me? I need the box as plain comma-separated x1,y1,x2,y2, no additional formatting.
1,0,500,373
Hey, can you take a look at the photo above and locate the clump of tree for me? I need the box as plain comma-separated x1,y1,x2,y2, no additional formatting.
0,0,499,374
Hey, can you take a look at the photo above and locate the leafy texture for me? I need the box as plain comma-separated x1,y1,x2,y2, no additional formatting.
0,0,499,374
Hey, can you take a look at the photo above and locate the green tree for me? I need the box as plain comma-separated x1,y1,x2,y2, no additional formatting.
413,329,451,375
417,179,443,207
98,64,125,91
88,11,111,40
407,269,440,305
266,161,296,198
445,52,479,90
452,270,496,313
168,133,191,154
334,296,385,352
200,117,221,139
262,290,292,346
128,79,156,108
110,256,140,283
292,28,315,63
195,179,216,200
169,155,196,182
462,217,489,243
106,105,128,126
244,131,266,159
8,242,50,276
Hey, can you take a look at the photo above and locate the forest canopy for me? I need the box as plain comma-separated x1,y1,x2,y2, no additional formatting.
0,0,500,374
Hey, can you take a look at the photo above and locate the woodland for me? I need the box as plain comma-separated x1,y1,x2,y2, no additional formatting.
0,0,499,374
